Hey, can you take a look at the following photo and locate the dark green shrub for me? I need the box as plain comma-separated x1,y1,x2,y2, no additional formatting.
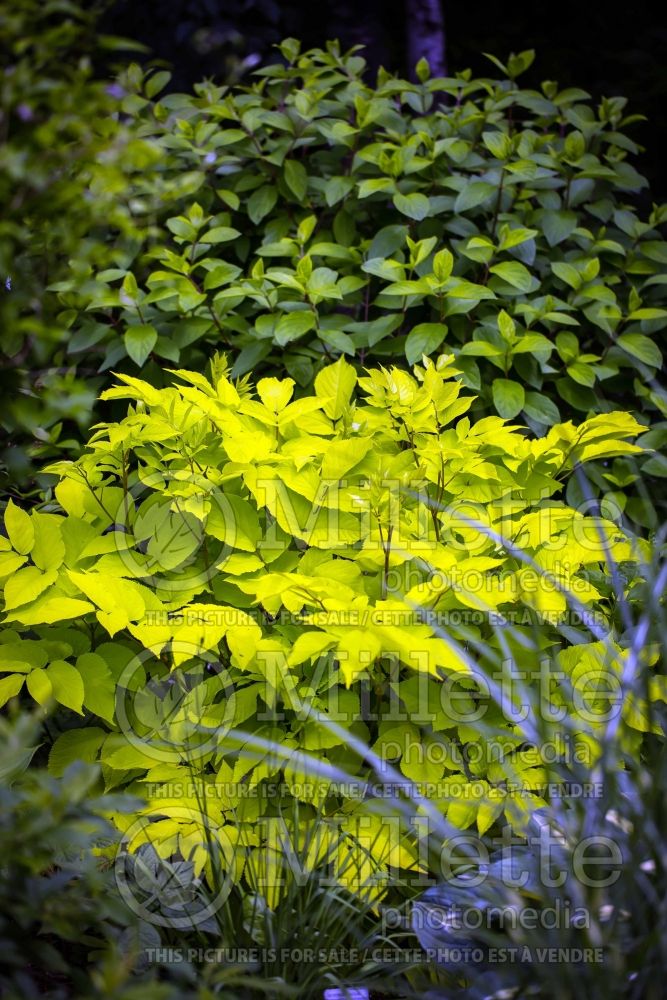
61,40,667,406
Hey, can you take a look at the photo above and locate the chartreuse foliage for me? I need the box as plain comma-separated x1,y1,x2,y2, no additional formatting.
1,355,663,905
6,19,666,517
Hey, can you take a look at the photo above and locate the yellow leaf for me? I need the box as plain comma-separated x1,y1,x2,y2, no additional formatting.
256,377,295,412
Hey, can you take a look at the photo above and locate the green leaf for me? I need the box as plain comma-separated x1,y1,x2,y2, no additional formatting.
405,324,448,365
154,337,180,363
104,743,158,771
203,263,243,289
31,513,65,572
324,176,356,206
542,209,578,247
489,261,533,292
498,226,538,250
382,279,431,296
476,794,505,835
483,53,509,75
492,378,525,419
308,267,342,301
432,249,454,283
124,324,158,366
365,228,408,265
4,567,58,611
258,378,296,414
415,57,430,82
551,262,582,289
507,49,536,78
216,188,241,211
4,501,34,555
454,182,496,213
362,258,404,282
298,215,317,244
314,356,357,420
48,727,106,777
66,572,149,636
200,226,241,244
279,37,301,61
284,160,308,201
640,455,667,477
567,361,596,387
287,631,336,666
462,235,495,264
206,494,262,552
321,439,371,479
512,333,552,354
27,667,53,706
275,311,317,346
481,131,511,159
310,242,355,262
0,552,27,576
78,652,115,723
358,178,395,199
446,279,496,302
523,392,561,425
231,342,272,378
497,309,516,341
0,674,24,709
46,659,85,714
145,70,171,98
616,333,662,368
318,328,355,356
4,596,95,626
166,216,197,240
393,192,431,221
0,641,48,672
248,185,278,224
556,331,579,362
346,314,402,348
459,340,503,357
628,308,667,321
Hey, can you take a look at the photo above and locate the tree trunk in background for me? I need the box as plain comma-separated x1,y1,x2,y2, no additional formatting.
406,0,447,78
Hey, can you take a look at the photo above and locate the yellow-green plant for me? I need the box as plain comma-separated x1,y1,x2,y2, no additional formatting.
0,355,661,904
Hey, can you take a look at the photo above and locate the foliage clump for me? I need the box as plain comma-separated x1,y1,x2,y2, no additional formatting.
0,355,659,899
